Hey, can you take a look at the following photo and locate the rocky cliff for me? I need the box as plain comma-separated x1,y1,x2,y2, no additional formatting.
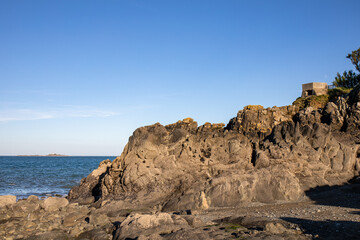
68,86,360,211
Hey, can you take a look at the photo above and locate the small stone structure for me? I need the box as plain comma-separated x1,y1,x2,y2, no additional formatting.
301,82,328,98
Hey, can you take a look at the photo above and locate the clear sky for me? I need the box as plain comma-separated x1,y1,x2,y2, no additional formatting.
0,0,359,156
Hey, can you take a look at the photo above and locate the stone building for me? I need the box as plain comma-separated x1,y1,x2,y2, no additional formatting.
301,82,328,98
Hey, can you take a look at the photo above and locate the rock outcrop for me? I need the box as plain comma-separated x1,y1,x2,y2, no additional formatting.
68,88,360,213
2,87,360,240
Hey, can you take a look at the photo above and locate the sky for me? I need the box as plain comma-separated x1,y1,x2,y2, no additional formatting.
0,0,359,156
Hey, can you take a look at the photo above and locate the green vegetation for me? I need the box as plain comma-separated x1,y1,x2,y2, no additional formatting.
328,87,352,101
224,223,247,232
333,48,360,88
293,95,329,110
347,48,360,72
293,48,359,110
334,70,359,88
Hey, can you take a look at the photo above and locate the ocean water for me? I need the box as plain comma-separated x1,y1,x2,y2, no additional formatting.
0,156,116,199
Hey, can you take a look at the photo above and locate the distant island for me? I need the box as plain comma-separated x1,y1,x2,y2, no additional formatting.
17,153,69,157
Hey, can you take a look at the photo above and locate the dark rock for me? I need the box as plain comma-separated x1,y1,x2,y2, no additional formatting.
75,196,95,205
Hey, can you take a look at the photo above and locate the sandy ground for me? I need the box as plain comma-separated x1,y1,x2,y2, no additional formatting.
187,181,360,240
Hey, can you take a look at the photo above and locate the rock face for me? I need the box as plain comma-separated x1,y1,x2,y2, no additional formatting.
69,88,360,211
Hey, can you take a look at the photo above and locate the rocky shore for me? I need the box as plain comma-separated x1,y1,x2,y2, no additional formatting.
2,86,360,239
1,181,359,240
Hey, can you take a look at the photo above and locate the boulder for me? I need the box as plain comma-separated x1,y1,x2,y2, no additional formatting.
88,213,111,226
62,210,89,227
43,197,69,211
114,213,189,240
15,198,41,213
0,195,16,208
27,195,39,202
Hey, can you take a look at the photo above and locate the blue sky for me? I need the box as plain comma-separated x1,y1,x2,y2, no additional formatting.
0,0,359,155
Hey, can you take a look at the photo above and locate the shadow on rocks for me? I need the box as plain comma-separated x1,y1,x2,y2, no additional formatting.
281,176,360,240
281,217,360,240
304,176,360,210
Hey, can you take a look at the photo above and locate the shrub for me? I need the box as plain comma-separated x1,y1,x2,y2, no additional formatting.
328,87,352,102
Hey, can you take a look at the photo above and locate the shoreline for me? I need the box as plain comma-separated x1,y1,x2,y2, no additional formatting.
0,156,117,203
1,181,359,239
16,154,69,157
1,155,116,157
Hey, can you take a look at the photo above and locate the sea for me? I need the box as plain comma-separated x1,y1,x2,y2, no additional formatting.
0,156,116,199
